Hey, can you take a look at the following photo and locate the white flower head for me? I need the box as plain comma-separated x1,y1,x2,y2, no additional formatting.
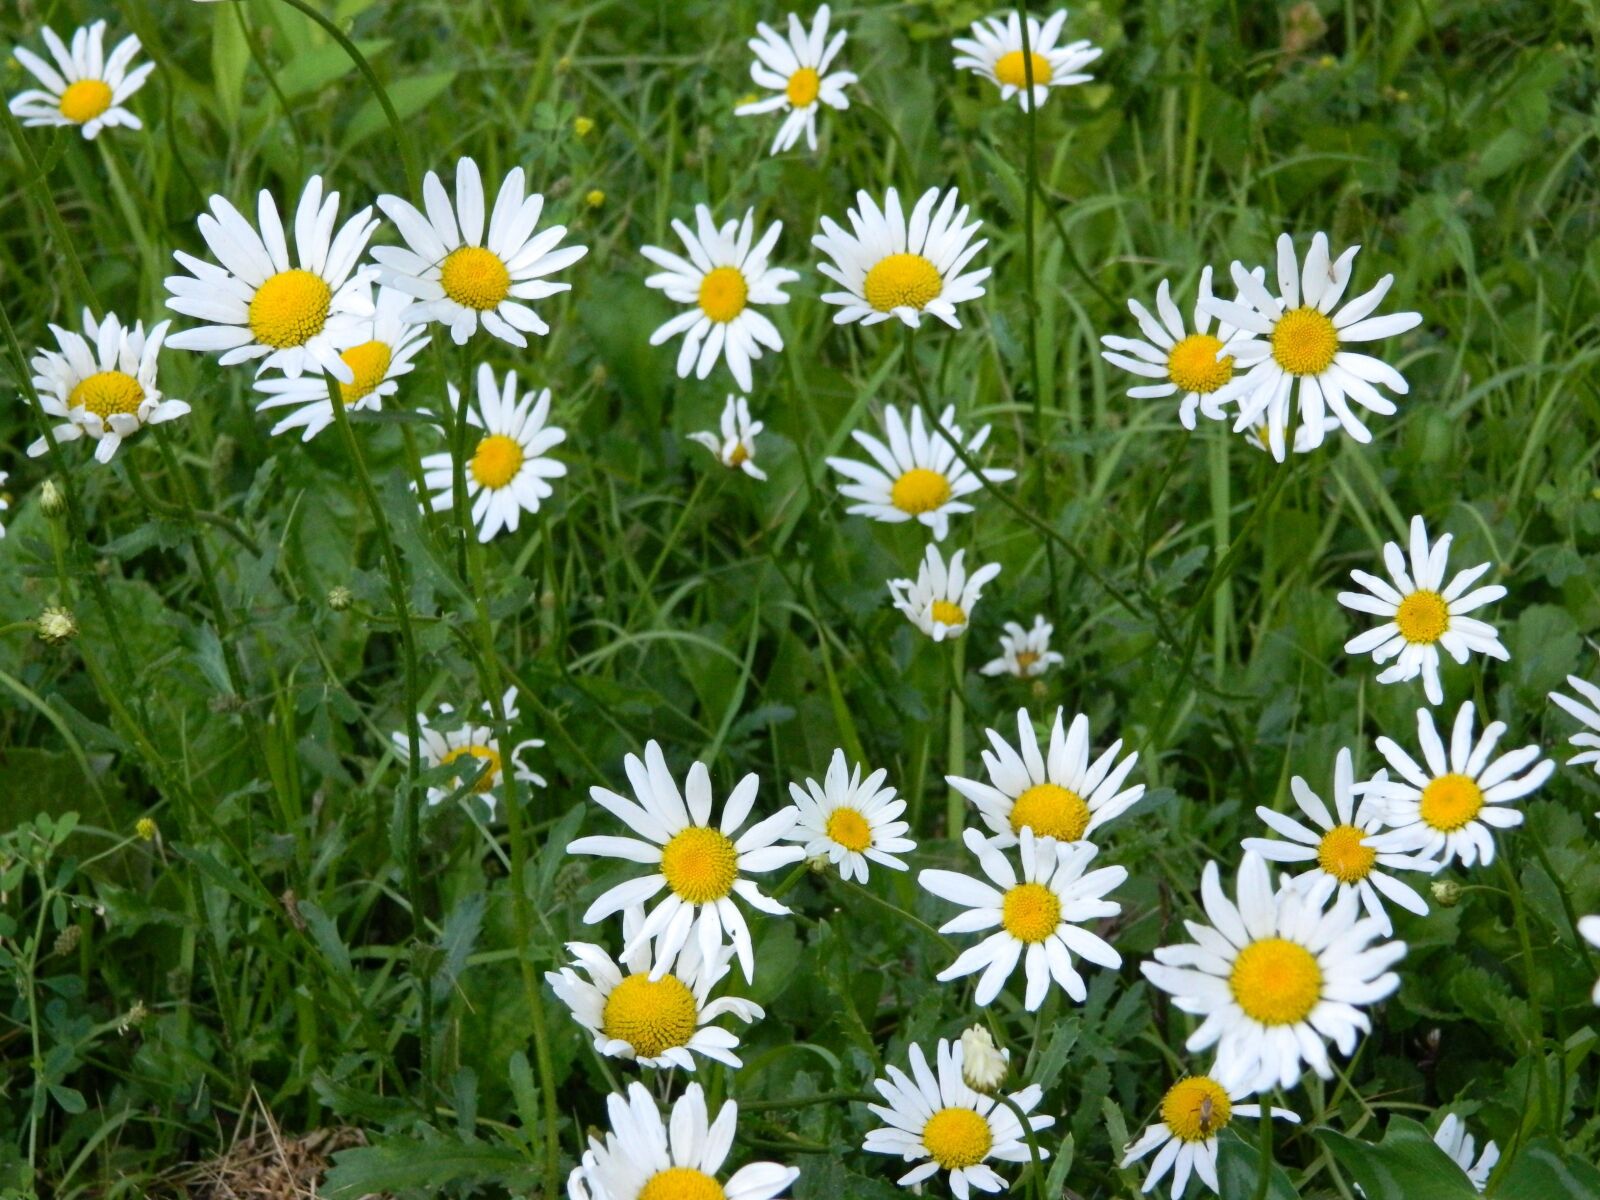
784,748,915,882
735,4,857,154
952,10,1102,112
888,544,1001,642
1431,1113,1499,1193
958,1026,1008,1093
689,395,767,480
979,616,1063,678
10,21,154,139
1547,675,1600,779
394,685,546,817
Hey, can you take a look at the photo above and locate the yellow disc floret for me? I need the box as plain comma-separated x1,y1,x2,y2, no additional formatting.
1270,307,1339,376
826,806,872,852
660,826,740,904
638,1167,725,1200
1419,773,1484,832
1001,882,1061,943
1166,333,1234,394
249,269,333,349
1316,824,1377,883
786,67,821,107
1160,1076,1232,1142
993,50,1053,90
440,744,502,794
69,371,145,420
863,253,943,313
1008,782,1090,842
697,266,748,323
1014,650,1041,672
470,434,525,490
922,1107,993,1169
1229,938,1323,1026
440,245,511,311
600,973,699,1057
931,600,967,630
891,467,953,515
1395,590,1449,644
337,340,394,405
59,79,113,124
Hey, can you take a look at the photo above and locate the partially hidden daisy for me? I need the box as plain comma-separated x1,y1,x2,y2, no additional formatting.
544,905,763,1071
420,364,567,542
1430,1114,1499,1193
952,10,1101,112
1337,515,1508,706
1365,701,1553,869
1140,852,1406,1094
826,404,1014,541
374,157,587,347
689,395,767,480
814,187,989,329
26,310,189,463
395,685,546,816
734,4,857,154
1547,675,1600,781
784,748,915,882
1243,413,1341,455
979,616,1063,678
567,741,804,981
919,827,1126,1010
0,472,10,538
949,706,1143,847
888,544,1001,642
863,1037,1053,1200
10,21,154,139
1580,916,1600,1005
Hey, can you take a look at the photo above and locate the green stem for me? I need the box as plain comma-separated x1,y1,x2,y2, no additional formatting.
835,877,956,952
994,1093,1046,1200
1498,852,1553,1129
1252,1090,1274,1200
767,861,811,902
1,102,99,313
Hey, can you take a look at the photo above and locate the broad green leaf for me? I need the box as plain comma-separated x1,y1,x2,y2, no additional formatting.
270,39,389,100
1315,1117,1479,1200
342,72,457,153
1216,1128,1301,1200
1492,1137,1600,1199
209,5,249,126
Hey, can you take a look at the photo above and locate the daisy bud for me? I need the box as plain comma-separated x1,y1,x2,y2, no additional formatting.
1432,879,1462,908
327,585,354,612
960,1025,1008,1093
36,606,77,645
40,479,67,519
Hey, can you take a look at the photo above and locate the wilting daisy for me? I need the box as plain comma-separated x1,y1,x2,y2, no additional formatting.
568,741,804,981
420,365,566,543
979,616,1063,678
9,21,154,139
814,188,989,329
919,828,1125,1010
734,4,857,154
949,707,1143,847
1365,702,1553,869
784,748,914,882
395,685,546,816
251,283,428,441
641,207,797,391
1338,515,1508,706
1141,852,1406,1094
545,906,762,1071
1121,1068,1298,1198
1580,916,1600,1004
952,10,1101,112
374,157,587,347
826,404,1015,541
888,545,1001,642
26,310,189,463
1429,1114,1499,1193
689,395,766,480
1547,676,1600,780
863,1037,1053,1200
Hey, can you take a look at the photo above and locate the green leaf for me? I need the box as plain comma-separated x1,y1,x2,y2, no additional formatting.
322,1141,537,1195
1315,1117,1479,1200
342,72,457,152
1493,1137,1600,1198
1216,1128,1301,1199
270,39,389,100
209,5,250,127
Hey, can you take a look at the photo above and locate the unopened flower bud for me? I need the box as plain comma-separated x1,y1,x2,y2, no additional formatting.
136,817,157,842
1432,879,1462,908
40,479,66,519
53,925,82,956
327,585,354,612
960,1025,1008,1093
36,606,77,645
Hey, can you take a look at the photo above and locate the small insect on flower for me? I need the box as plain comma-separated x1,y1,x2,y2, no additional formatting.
888,544,1002,642
395,686,546,817
979,616,1064,678
952,10,1102,112
689,395,767,480
1121,1066,1298,1198
784,748,915,882
10,21,155,139
735,4,858,155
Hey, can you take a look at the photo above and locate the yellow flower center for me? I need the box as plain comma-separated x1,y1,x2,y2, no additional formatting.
1316,824,1376,883
470,434,524,490
890,467,953,515
1000,881,1061,943
248,269,333,349
993,50,1053,89
863,253,943,313
1419,773,1484,832
728,442,750,466
440,245,511,311
1270,306,1339,376
1160,1076,1232,1143
1014,650,1041,672
439,744,502,794
825,806,872,852
921,1106,993,1170
600,972,699,1057
697,266,748,323
336,340,394,405
68,370,145,420
786,66,821,107
1166,333,1234,394
931,600,967,630
638,1167,725,1200
1008,782,1090,842
1394,590,1449,644
1229,938,1323,1026
58,79,113,124
660,826,739,904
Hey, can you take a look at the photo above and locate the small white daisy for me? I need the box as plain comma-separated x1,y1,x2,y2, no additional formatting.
373,157,587,347
420,364,567,543
567,740,805,982
10,21,154,140
1365,702,1553,869
734,4,857,154
1430,1114,1498,1193
1141,852,1406,1095
826,404,1015,542
784,748,915,882
888,544,1001,642
689,395,767,480
1338,514,1508,706
813,187,990,329
641,206,797,392
1579,916,1600,1005
26,310,189,463
863,1037,1053,1200
979,616,1063,678
948,706,1143,847
919,827,1126,1010
1120,1067,1298,1199
394,685,546,817
952,10,1102,112
1547,676,1600,780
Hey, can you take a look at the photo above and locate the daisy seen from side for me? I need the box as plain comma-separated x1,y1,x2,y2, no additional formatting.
734,4,857,154
888,544,1001,642
979,616,1064,678
10,21,154,139
689,395,766,480
784,748,915,882
952,10,1102,112
395,685,545,817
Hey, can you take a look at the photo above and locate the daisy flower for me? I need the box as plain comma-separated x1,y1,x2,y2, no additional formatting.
784,748,915,882
373,157,587,347
10,21,154,140
813,188,989,329
544,906,763,1071
251,283,428,441
979,616,1063,678
394,685,546,817
1337,514,1508,706
1430,1114,1498,1193
952,10,1101,112
26,310,189,463
826,404,1015,542
1120,1067,1298,1199
734,4,857,154
949,707,1143,847
1140,851,1406,1094
641,206,797,392
420,365,567,543
689,395,767,480
1365,702,1553,869
919,827,1126,1010
567,741,804,982
1580,916,1600,1005
888,544,1001,642
1242,413,1341,455
863,1037,1053,1200
1547,676,1600,780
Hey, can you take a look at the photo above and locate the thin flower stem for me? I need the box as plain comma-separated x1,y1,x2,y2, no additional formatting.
1498,851,1554,1130
994,1092,1046,1200
767,861,812,902
1,103,99,315
834,876,956,952
1252,1091,1274,1200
